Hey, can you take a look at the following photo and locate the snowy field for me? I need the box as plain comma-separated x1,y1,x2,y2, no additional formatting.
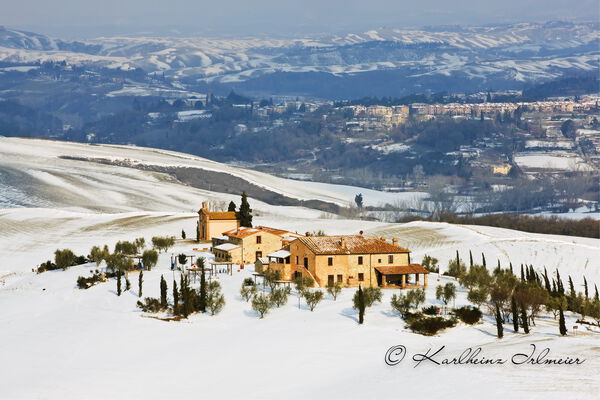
514,151,594,171
0,137,599,399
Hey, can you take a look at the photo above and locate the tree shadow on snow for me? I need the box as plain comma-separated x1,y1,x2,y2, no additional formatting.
339,307,358,323
243,309,261,319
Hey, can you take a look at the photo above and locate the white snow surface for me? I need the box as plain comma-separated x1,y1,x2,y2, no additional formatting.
0,138,599,399
514,152,594,171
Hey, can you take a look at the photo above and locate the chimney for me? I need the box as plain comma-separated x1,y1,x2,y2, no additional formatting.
202,201,207,210
392,237,398,247
340,237,346,249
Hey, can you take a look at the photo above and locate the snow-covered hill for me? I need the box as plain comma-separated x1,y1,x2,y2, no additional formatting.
0,22,598,90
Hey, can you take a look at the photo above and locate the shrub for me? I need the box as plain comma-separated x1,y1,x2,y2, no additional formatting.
422,255,439,273
436,283,457,305
37,260,56,273
137,297,164,313
240,284,258,302
142,249,158,270
422,305,438,315
303,289,324,311
252,293,272,318
294,275,314,295
363,287,383,307
263,268,281,291
391,293,412,316
407,315,457,336
445,259,467,278
270,287,289,307
114,241,139,255
89,245,109,267
326,282,342,300
206,281,225,315
76,270,104,289
55,249,77,270
453,306,482,325
242,278,255,287
151,236,175,253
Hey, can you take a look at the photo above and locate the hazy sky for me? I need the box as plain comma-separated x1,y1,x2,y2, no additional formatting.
2,0,599,38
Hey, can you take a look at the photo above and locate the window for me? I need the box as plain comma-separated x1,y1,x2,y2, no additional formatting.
328,257,333,266
337,274,343,283
296,256,299,264
256,236,262,244
358,273,364,282
378,258,382,263
388,255,394,264
358,256,363,265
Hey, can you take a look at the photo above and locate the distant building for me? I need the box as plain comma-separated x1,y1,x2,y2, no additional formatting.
197,201,239,241
492,165,512,176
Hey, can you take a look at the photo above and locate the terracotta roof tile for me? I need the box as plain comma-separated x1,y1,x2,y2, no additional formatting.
297,235,410,255
375,264,429,275
223,226,303,239
200,209,238,220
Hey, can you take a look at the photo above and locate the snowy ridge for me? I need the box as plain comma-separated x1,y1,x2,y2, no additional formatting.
0,22,598,84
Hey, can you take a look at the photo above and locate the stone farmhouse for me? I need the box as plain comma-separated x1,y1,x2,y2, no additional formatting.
212,226,304,264
264,235,429,288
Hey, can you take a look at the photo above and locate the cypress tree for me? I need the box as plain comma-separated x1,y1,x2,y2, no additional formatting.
198,258,207,312
481,253,486,268
238,192,253,227
227,201,236,212
138,269,143,297
543,267,551,293
357,285,366,324
520,265,525,281
583,276,588,299
117,270,122,296
595,284,599,301
529,266,536,283
160,275,168,308
558,303,567,336
495,303,503,338
520,304,529,334
173,280,179,311
455,250,460,267
469,250,473,267
569,275,577,297
556,270,564,296
180,275,189,317
511,295,519,332
552,279,557,296
509,262,513,275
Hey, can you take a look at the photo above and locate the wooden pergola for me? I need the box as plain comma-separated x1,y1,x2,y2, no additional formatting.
209,261,235,276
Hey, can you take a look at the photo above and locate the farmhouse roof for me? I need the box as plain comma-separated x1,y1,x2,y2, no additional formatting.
297,235,410,255
224,226,301,239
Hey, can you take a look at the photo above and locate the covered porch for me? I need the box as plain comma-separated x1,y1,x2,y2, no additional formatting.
375,264,429,289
